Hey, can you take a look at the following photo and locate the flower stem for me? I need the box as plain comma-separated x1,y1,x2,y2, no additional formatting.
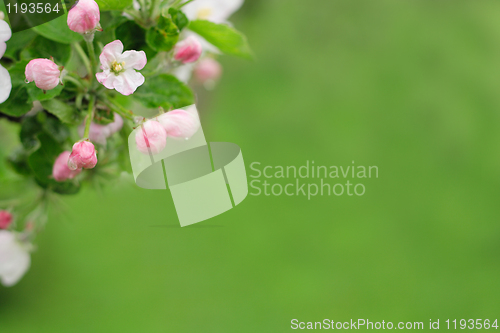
84,95,96,138
63,75,86,90
105,99,136,121
86,40,97,80
73,42,92,79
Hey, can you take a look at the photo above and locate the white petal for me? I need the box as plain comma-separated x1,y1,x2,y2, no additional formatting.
0,231,31,287
0,20,12,43
183,0,243,23
0,42,6,60
114,70,144,96
120,50,147,70
96,70,117,90
0,65,12,104
99,40,124,69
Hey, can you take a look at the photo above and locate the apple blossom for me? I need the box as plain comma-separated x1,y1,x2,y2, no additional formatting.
0,231,31,287
135,120,167,154
67,0,101,40
0,211,13,230
174,36,203,64
182,0,244,24
96,40,147,96
68,141,98,170
53,151,82,182
0,18,12,104
194,58,222,84
158,109,200,140
25,59,63,91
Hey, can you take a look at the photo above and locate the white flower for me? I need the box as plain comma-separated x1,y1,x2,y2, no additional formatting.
96,40,147,96
0,18,12,104
182,0,244,24
0,231,31,287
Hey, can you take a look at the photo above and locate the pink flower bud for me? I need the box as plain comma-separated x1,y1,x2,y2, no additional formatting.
68,141,98,170
52,151,82,182
67,0,101,35
174,36,203,64
0,211,13,229
194,58,222,83
157,110,200,140
25,59,62,91
135,120,167,155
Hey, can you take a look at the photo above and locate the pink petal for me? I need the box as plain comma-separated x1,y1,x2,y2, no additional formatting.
96,71,117,89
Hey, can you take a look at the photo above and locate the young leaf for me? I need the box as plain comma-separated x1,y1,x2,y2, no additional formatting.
95,0,133,11
146,16,179,52
168,8,189,31
4,30,37,60
33,14,82,44
27,84,64,103
134,74,194,109
188,20,253,59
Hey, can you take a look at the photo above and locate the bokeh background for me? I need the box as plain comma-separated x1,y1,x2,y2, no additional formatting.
2,0,500,331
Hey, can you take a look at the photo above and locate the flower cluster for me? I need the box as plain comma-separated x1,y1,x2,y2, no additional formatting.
0,0,249,286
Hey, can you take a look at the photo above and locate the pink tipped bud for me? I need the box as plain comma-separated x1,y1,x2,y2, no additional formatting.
0,211,13,229
53,151,82,182
157,109,200,140
135,120,167,155
68,141,97,170
67,0,101,35
174,36,203,64
25,59,62,91
77,113,123,146
194,58,222,83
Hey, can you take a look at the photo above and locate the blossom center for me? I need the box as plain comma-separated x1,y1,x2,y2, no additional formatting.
197,7,212,20
111,61,126,75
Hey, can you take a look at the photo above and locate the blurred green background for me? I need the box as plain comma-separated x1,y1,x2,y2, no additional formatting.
2,0,500,331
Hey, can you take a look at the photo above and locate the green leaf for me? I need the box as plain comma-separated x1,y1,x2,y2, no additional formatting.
33,14,82,44
168,8,189,31
20,116,42,151
22,36,72,64
27,84,64,103
188,20,253,59
4,30,37,60
8,147,32,177
0,86,32,117
115,21,156,59
41,99,81,125
42,116,70,143
134,74,194,109
95,0,133,11
146,16,179,52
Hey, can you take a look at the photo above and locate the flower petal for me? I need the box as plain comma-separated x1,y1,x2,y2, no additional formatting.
99,40,123,69
0,20,12,44
0,231,30,287
0,65,12,104
96,70,117,89
114,69,144,96
120,50,147,70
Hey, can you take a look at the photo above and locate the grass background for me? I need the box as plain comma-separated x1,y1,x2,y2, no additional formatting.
2,0,500,331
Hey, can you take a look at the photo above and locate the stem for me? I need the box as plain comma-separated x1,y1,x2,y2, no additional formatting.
84,95,96,138
86,40,97,80
106,99,136,121
63,75,86,90
73,42,92,78
178,0,195,9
